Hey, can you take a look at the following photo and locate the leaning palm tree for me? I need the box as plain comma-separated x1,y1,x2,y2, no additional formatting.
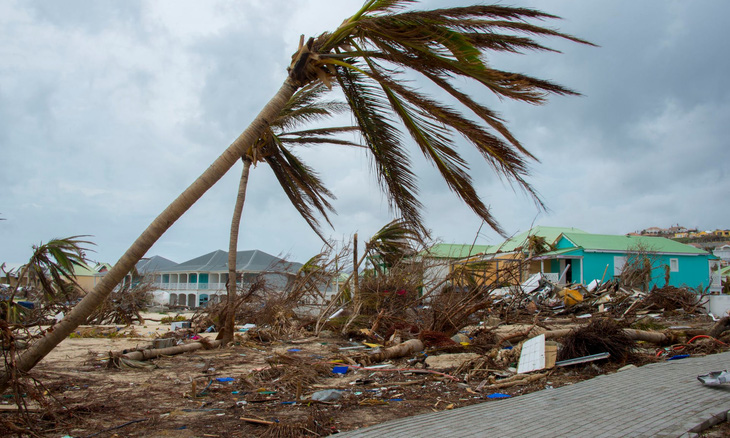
221,82,360,342
6,236,93,306
1,0,591,387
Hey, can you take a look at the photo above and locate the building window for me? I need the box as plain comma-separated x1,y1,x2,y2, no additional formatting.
614,256,626,275
670,258,679,272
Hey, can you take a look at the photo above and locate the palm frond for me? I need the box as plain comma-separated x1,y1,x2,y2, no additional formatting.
264,139,337,242
336,65,424,234
20,236,94,298
280,126,361,138
279,126,362,148
287,2,592,235
366,218,423,266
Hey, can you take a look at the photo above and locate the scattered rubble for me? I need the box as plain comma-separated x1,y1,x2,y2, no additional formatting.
1,252,728,437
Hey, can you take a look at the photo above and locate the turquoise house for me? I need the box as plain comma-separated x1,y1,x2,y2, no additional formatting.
534,232,720,291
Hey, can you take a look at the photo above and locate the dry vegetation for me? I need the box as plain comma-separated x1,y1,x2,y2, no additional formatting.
2,239,729,437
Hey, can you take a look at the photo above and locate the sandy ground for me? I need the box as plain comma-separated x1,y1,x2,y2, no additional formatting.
1,311,725,437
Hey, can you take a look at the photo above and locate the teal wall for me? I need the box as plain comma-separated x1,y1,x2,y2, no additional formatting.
553,237,711,289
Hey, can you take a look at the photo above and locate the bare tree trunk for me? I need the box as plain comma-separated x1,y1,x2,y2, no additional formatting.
537,327,669,344
353,233,359,301
622,328,669,344
221,159,252,344
120,340,222,361
361,339,424,364
0,79,299,391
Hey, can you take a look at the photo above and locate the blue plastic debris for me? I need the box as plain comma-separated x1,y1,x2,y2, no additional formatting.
287,348,302,353
216,377,235,382
332,365,349,374
667,354,690,361
487,393,511,399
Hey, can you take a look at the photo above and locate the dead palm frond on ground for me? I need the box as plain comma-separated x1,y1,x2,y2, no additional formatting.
4,0,592,388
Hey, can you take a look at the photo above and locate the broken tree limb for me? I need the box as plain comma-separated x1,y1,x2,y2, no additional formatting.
360,339,424,364
117,340,221,361
709,316,730,339
483,372,547,390
543,329,573,339
622,329,670,344
532,327,670,345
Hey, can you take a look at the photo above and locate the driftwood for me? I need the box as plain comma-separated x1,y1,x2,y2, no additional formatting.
118,340,222,361
536,327,670,344
709,316,730,339
480,372,547,390
622,328,670,344
361,339,424,364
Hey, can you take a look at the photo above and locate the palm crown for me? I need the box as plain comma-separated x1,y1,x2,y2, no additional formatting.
286,0,593,235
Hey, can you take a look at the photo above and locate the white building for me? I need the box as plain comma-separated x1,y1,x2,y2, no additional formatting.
136,250,302,307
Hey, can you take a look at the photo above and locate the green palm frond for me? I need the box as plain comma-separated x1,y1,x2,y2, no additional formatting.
284,2,591,235
279,126,363,148
16,235,94,299
264,137,337,242
366,218,422,266
245,82,363,240
336,65,424,233
273,82,351,132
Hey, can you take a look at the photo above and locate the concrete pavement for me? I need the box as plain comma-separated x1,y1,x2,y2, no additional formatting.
338,351,730,437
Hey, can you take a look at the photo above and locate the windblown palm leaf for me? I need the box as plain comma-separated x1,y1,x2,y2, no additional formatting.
246,82,361,240
11,236,94,300
366,218,422,267
286,0,593,235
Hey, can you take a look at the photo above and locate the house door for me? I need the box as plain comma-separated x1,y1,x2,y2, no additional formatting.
199,273,209,289
559,259,573,284
199,294,209,307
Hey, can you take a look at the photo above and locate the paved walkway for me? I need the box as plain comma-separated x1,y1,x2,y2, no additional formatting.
339,351,730,438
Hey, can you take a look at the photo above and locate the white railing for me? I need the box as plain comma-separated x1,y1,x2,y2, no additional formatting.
543,273,560,282
153,282,226,291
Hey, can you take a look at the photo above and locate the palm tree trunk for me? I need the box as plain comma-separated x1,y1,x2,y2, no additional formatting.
0,79,299,391
222,159,252,344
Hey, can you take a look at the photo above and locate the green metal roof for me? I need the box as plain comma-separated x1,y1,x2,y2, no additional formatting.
561,232,710,255
533,247,584,259
495,226,588,253
423,243,493,259
69,262,99,277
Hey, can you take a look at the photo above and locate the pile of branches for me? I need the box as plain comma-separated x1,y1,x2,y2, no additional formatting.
358,262,422,316
246,354,331,395
425,259,523,334
86,281,154,325
192,277,268,332
642,285,702,313
559,318,636,363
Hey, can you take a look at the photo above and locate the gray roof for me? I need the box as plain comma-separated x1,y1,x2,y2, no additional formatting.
136,255,178,274
153,250,301,274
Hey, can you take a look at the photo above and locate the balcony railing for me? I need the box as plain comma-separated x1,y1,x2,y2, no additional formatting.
153,282,226,291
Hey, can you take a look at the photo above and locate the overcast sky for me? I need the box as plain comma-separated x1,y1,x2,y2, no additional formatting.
1,0,728,267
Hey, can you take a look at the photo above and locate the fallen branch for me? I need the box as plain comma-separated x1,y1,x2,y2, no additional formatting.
117,340,222,361
359,339,424,364
482,372,547,390
240,417,275,426
80,418,149,438
536,327,670,344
